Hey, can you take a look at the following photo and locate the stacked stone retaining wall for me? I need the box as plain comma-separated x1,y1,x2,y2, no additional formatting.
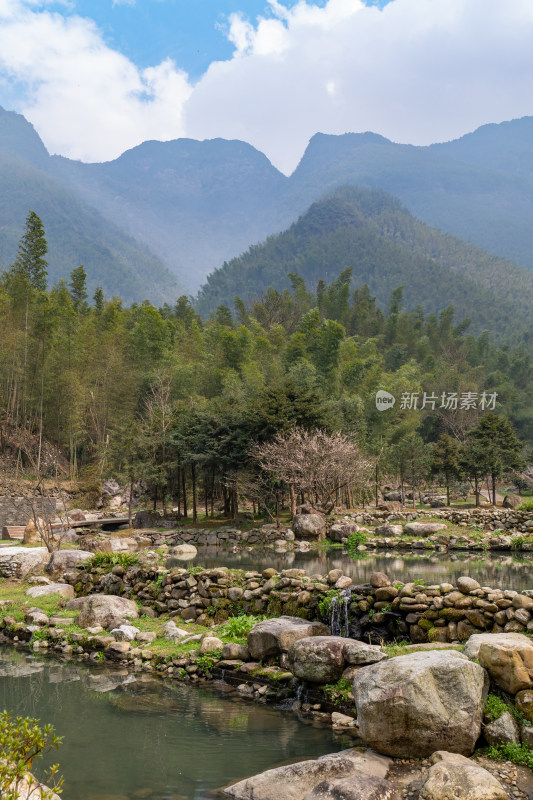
65,562,533,647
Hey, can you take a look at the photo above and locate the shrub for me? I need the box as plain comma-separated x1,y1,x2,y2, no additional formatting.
0,711,63,800
86,552,140,570
219,614,265,639
484,693,508,721
346,531,368,554
485,742,533,769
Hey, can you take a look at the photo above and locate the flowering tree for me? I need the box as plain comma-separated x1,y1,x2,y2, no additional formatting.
254,429,374,516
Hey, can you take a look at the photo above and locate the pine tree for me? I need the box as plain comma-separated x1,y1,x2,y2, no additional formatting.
12,211,48,291
69,265,88,312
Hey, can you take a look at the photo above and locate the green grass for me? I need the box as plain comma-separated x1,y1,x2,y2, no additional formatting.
86,552,140,569
485,743,533,769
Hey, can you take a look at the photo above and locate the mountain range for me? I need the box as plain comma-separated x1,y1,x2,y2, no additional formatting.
1,105,533,314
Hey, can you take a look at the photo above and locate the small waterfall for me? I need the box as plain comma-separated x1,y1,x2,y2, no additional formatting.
330,588,352,637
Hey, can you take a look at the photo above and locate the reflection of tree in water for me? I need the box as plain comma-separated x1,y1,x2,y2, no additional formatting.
182,546,532,591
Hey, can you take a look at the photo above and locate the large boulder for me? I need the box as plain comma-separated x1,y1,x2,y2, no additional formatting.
478,637,533,694
503,494,522,509
302,775,399,800
403,522,447,537
288,637,387,684
26,583,74,600
0,547,50,578
288,637,346,683
169,543,198,560
66,594,139,629
463,632,533,660
247,616,330,660
23,519,44,545
292,514,326,541
46,550,92,574
224,749,391,800
329,523,359,543
353,650,487,758
419,751,508,800
374,524,403,538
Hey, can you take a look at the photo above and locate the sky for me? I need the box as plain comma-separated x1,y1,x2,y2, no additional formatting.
0,0,533,174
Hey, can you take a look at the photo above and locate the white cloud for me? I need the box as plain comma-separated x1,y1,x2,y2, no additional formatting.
0,0,191,161
185,0,533,173
1,0,533,171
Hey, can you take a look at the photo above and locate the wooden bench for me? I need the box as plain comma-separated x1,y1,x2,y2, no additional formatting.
1,525,25,540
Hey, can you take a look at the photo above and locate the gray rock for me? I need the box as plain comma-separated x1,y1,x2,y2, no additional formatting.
353,650,486,758
288,636,346,683
102,478,121,497
483,710,520,746
110,624,140,642
292,514,326,541
222,643,250,660
247,616,330,660
403,522,447,537
199,636,224,654
342,640,387,666
67,594,139,628
163,621,188,641
419,751,508,800
0,546,50,578
46,550,92,574
26,582,74,600
503,494,522,509
224,749,391,800
169,543,198,559
375,525,403,537
456,576,481,594
302,775,399,800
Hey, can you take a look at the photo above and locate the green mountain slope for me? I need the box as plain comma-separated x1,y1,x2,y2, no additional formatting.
196,186,533,343
0,108,181,303
51,138,288,293
287,130,533,271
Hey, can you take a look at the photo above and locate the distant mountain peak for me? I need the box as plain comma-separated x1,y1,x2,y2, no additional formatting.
0,105,49,168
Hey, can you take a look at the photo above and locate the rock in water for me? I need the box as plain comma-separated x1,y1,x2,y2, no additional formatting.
353,650,486,758
419,751,509,800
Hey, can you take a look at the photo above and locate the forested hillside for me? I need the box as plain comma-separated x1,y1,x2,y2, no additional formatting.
2,104,533,298
2,213,532,511
0,108,181,304
197,187,533,345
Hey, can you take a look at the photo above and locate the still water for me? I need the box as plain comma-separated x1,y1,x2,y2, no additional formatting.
170,546,533,592
0,647,341,800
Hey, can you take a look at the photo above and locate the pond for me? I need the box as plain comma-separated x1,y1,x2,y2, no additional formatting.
169,546,533,592
0,646,342,800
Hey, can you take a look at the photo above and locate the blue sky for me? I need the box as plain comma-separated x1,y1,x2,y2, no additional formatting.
70,0,390,78
0,0,531,173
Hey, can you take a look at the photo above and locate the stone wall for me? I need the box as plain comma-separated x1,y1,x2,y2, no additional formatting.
65,562,533,646
0,486,56,528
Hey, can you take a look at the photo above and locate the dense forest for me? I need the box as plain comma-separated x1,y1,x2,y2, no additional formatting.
196,187,533,347
1,212,530,517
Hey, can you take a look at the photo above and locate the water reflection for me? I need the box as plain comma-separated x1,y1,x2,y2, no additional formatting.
170,546,533,591
0,647,340,800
